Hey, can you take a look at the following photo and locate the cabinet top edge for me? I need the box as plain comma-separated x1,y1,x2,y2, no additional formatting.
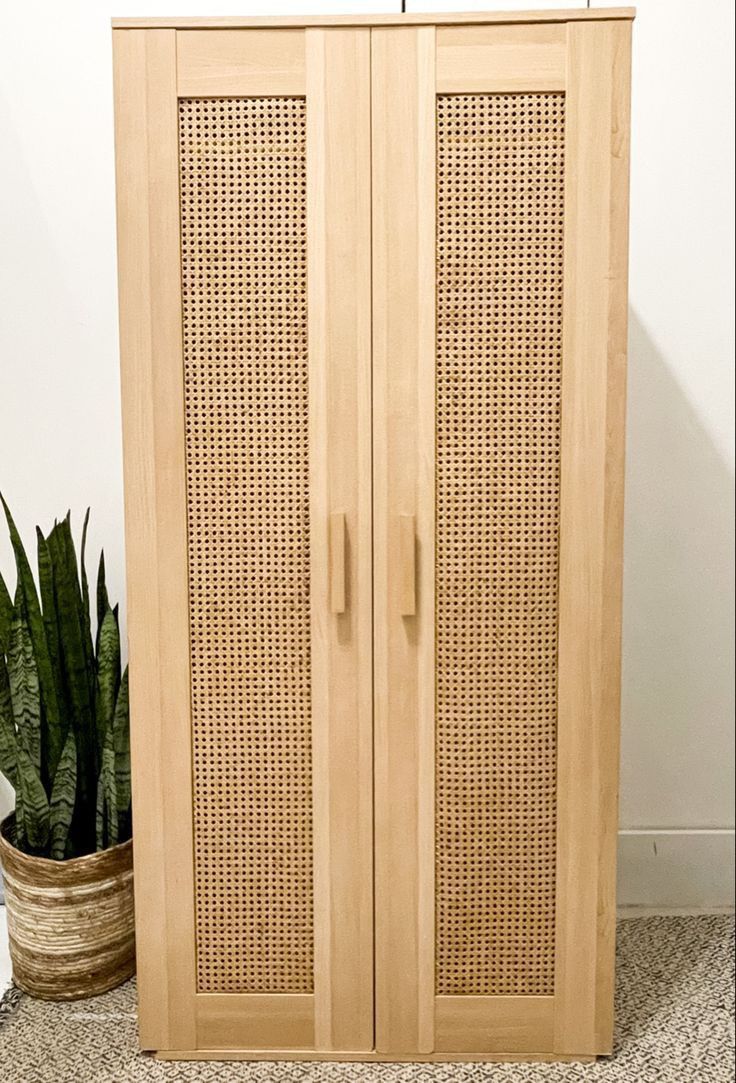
112,8,636,30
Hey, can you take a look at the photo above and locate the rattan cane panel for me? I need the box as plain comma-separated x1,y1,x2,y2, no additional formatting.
179,97,312,994
435,94,564,996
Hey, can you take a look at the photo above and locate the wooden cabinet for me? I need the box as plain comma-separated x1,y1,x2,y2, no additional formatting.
113,8,633,1063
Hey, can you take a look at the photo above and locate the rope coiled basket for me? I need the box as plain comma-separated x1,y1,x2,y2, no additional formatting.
0,815,135,1000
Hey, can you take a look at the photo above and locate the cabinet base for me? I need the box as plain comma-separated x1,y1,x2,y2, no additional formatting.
154,1049,597,1063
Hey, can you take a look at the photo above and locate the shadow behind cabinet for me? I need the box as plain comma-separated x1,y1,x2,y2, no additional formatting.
112,7,633,1063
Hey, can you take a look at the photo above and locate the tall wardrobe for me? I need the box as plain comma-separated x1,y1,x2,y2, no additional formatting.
112,7,633,1063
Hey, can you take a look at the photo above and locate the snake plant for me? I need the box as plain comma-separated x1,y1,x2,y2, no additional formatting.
0,497,130,859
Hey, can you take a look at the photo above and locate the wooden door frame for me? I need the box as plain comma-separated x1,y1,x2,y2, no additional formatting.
371,23,438,1057
371,15,632,1059
113,28,196,1051
113,24,374,1055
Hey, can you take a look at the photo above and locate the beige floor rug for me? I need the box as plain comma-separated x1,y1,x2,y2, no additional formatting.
0,916,733,1082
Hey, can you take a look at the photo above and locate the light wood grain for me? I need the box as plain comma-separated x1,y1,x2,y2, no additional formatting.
554,18,632,1057
398,515,417,617
194,995,314,1051
414,29,438,1056
112,27,196,1052
437,24,566,92
113,9,636,29
372,25,436,1057
328,512,346,615
176,29,305,95
307,27,374,1054
435,997,554,1054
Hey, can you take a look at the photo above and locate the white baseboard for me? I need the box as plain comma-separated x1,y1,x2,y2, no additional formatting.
617,829,735,909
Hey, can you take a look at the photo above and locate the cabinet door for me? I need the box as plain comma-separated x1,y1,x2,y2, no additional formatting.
114,27,373,1055
372,20,631,1058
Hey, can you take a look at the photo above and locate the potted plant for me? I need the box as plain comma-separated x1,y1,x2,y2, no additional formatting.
0,497,133,1000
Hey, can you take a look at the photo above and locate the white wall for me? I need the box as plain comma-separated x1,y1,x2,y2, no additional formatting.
618,0,735,905
0,0,733,906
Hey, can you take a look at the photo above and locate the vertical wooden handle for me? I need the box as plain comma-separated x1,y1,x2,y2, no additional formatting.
398,514,416,616
329,512,346,614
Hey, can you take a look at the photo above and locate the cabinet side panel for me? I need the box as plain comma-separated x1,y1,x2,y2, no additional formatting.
555,19,631,1055
178,97,314,995
435,92,565,998
113,28,196,1050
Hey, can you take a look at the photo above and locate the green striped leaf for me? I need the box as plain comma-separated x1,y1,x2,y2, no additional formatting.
60,513,94,669
0,654,17,790
47,519,96,854
0,570,12,655
79,509,96,712
113,667,131,839
80,509,91,648
8,599,42,778
49,729,77,860
15,744,49,853
1,495,62,746
68,515,96,728
36,529,66,782
96,551,109,652
96,721,118,850
95,608,120,766
14,780,26,847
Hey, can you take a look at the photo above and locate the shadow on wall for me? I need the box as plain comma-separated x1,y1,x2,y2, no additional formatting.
620,310,735,829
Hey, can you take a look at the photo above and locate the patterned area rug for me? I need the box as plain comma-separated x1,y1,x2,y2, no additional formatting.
0,916,733,1082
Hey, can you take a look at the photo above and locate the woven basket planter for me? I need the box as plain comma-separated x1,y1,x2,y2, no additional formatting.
0,815,135,1000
